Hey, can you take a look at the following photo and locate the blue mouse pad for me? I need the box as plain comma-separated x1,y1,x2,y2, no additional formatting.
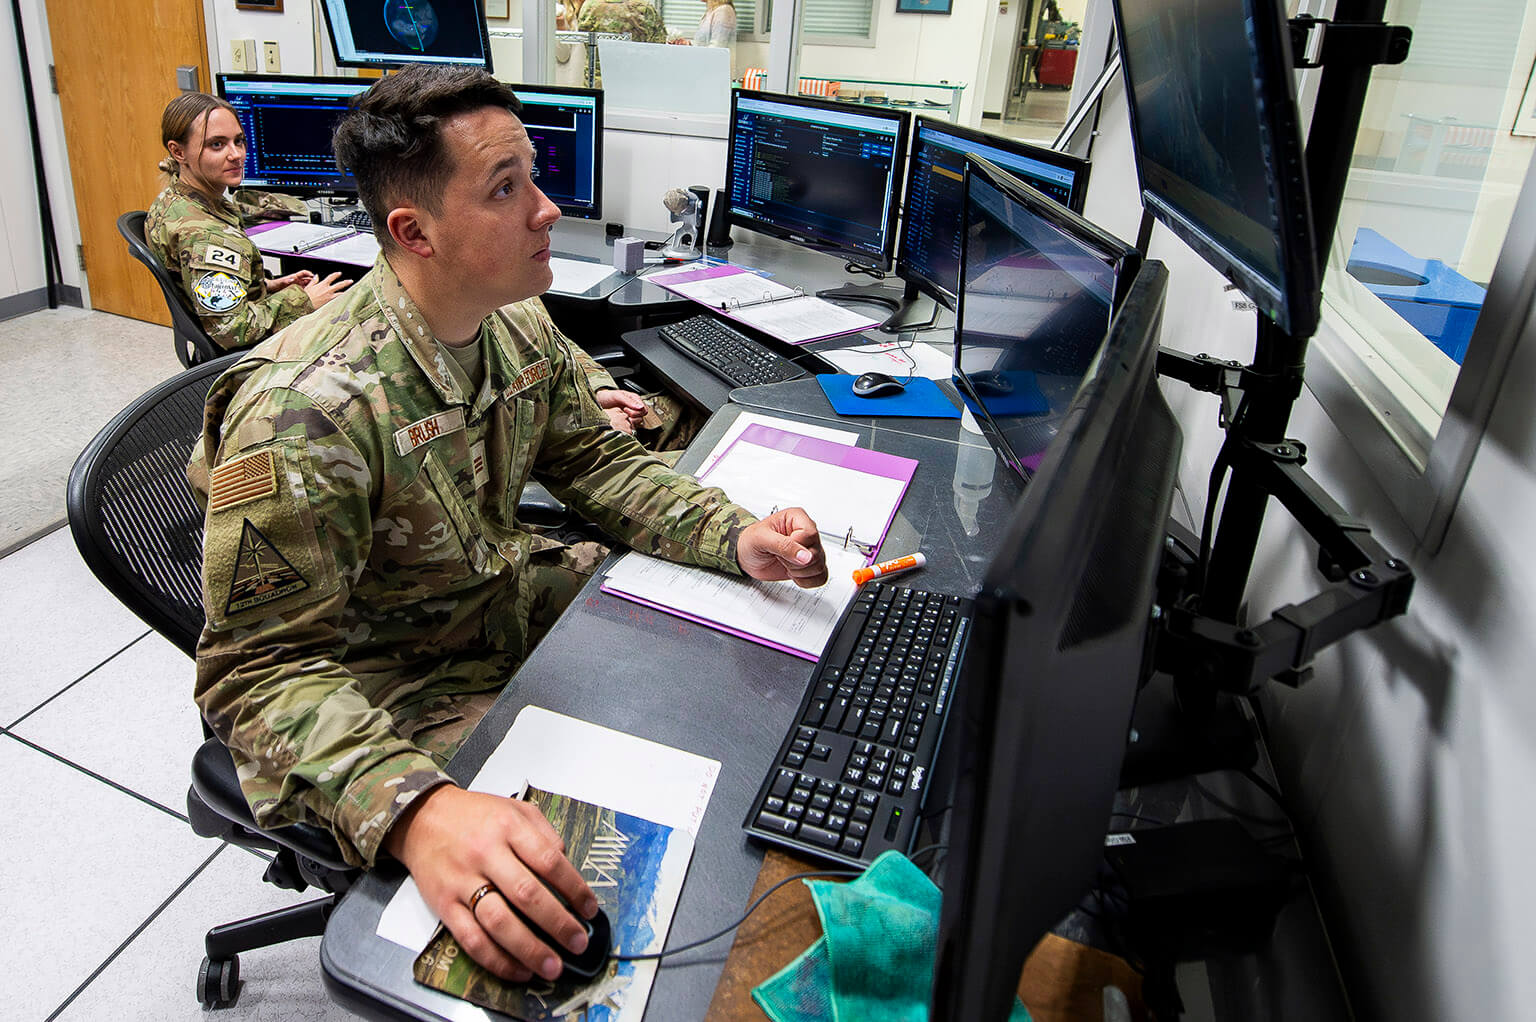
956,370,1050,417
817,374,962,418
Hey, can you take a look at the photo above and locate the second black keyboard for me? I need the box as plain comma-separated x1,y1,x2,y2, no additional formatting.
335,209,374,233
743,582,975,868
657,315,808,389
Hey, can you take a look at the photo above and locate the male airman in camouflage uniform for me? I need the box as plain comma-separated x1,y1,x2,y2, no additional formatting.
146,182,316,350
188,64,826,985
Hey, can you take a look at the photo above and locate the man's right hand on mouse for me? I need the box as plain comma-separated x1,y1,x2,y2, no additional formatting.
384,785,599,983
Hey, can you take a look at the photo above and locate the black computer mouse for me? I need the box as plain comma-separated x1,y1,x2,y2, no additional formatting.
511,904,613,982
851,371,908,397
967,369,1014,395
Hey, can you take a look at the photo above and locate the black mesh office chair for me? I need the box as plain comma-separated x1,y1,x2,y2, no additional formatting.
65,347,591,1007
66,352,356,1010
116,210,224,369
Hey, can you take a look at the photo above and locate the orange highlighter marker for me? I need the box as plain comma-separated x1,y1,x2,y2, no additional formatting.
852,552,926,585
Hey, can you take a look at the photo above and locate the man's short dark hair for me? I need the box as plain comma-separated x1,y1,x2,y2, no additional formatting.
333,66,523,252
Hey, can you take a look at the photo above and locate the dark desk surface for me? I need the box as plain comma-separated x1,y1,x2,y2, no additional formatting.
320,388,1018,1021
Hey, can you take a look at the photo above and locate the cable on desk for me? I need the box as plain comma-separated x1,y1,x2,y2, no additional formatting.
611,868,859,963
842,261,887,280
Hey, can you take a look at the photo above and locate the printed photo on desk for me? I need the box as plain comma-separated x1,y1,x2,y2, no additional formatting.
414,787,686,1021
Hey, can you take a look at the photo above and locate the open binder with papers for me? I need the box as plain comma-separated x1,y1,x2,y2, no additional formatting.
647,264,880,345
602,423,918,659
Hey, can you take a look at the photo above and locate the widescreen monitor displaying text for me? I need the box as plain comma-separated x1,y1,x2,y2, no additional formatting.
217,75,373,198
727,89,909,271
1112,0,1319,336
898,117,1091,309
320,0,492,70
512,86,603,220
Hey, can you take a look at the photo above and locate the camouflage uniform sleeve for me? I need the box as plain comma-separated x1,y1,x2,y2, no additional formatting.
533,297,618,392
522,307,756,573
193,384,453,868
229,188,310,224
169,222,312,350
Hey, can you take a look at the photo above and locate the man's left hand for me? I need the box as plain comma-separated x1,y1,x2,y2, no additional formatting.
738,508,828,588
596,388,648,435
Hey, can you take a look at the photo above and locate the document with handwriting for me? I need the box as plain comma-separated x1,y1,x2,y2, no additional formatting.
647,264,878,344
602,423,917,659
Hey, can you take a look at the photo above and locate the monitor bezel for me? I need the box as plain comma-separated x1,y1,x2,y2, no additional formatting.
509,84,605,221
896,115,1092,312
318,0,493,72
952,155,1142,487
1111,0,1320,338
215,72,373,199
726,88,911,272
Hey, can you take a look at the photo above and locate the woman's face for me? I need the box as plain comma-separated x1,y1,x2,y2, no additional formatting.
175,107,246,197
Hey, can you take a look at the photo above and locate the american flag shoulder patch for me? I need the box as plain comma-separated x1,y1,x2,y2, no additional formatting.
209,449,278,512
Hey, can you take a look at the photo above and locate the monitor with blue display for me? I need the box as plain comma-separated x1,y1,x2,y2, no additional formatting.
884,117,1091,325
320,0,492,71
511,85,604,221
726,89,910,271
217,74,373,198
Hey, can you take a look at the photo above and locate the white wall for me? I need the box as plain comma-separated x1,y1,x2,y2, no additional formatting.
981,0,1023,116
1086,72,1536,1022
0,0,83,309
207,1,319,77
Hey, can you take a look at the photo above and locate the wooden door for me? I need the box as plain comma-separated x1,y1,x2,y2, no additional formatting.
46,0,210,324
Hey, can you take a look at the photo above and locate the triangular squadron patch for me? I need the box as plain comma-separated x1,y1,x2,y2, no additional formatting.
226,519,310,616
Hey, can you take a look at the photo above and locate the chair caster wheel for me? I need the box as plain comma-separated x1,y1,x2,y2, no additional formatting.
198,954,242,1009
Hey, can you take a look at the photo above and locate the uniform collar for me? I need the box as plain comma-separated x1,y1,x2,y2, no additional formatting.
374,253,494,409
169,177,239,227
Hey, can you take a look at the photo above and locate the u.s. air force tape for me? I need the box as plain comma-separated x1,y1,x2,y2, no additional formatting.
193,270,244,313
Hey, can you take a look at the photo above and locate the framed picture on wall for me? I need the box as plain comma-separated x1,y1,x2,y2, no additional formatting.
485,0,510,17
896,0,953,13
234,0,283,11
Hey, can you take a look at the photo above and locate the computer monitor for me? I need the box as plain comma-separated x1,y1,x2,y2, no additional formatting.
875,118,1092,331
1111,0,1319,338
216,74,373,198
726,89,910,271
951,158,1142,485
319,0,492,71
511,86,604,221
925,165,1181,1019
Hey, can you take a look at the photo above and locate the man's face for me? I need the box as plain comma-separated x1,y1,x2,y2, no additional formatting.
422,107,562,310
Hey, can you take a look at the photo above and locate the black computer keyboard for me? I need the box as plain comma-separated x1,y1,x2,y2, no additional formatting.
657,315,808,389
743,582,974,868
335,209,374,233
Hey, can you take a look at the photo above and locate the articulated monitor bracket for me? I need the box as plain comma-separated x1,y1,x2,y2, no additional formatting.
1152,347,1416,698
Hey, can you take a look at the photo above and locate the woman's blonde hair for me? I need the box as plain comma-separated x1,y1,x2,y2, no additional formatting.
157,92,237,182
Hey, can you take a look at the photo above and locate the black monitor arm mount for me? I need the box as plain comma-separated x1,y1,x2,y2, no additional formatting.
1153,349,1415,704
1142,3,1415,721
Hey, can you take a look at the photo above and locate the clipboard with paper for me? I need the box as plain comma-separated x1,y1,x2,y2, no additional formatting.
601,424,918,660
646,264,879,344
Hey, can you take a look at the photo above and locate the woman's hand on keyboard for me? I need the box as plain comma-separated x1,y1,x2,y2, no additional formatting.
738,507,828,588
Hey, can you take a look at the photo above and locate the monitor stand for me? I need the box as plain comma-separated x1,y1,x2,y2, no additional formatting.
1118,672,1259,790
816,280,941,333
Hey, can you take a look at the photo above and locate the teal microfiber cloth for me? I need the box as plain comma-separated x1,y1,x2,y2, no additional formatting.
752,850,1031,1021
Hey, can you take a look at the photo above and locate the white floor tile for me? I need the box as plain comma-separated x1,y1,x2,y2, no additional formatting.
11,629,201,815
54,844,360,1022
0,526,152,725
0,734,214,1021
